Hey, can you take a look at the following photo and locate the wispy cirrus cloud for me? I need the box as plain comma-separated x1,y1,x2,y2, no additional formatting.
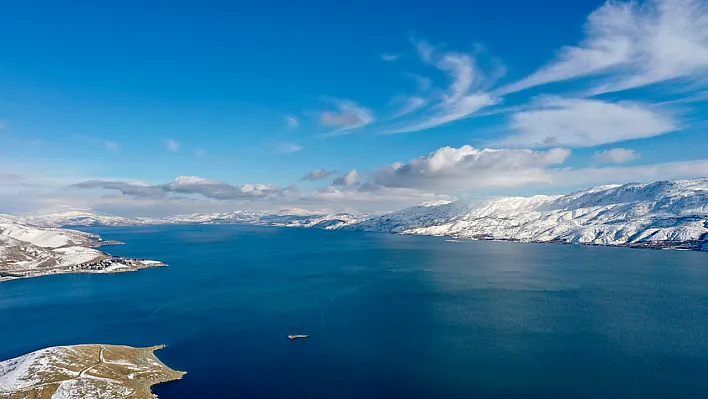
380,53,401,62
320,99,375,136
388,96,428,119
405,73,432,92
498,97,678,147
496,0,708,96
271,142,303,154
381,41,502,134
593,148,641,164
71,134,120,152
165,139,180,152
285,115,299,129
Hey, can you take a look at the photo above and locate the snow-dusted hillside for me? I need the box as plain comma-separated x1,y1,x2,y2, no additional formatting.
17,178,708,251
23,210,160,228
0,215,103,277
345,178,708,250
0,214,165,281
0,344,184,398
27,209,362,230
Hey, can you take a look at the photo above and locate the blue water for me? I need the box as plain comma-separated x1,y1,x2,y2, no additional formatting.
2,225,708,398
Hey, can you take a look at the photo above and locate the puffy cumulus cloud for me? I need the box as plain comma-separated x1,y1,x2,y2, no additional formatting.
332,170,360,187
371,145,572,191
301,169,335,181
500,97,677,147
363,144,708,197
497,0,708,96
73,176,291,201
592,148,641,164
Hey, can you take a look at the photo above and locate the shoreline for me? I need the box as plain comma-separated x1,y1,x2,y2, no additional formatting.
0,344,185,398
70,222,708,253
0,254,167,283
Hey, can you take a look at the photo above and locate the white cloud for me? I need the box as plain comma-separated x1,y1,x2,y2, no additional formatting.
389,96,428,119
385,94,497,134
165,139,180,152
592,148,640,164
380,53,401,62
71,134,120,152
372,145,571,191
414,40,435,62
73,176,291,201
301,169,335,181
382,42,501,134
195,148,207,157
499,97,677,147
271,142,303,154
405,73,432,92
497,0,708,96
320,100,375,136
548,158,708,188
311,185,453,211
333,169,360,187
285,115,299,129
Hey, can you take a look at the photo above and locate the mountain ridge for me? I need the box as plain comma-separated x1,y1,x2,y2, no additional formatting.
16,177,708,252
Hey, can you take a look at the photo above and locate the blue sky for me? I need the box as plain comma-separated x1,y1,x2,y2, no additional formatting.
1,0,708,216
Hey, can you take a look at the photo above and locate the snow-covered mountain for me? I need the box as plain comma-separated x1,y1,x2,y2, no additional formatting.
27,209,362,230
23,209,160,227
16,178,708,251
344,178,708,251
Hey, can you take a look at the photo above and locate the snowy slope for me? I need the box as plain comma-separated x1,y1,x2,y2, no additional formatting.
345,178,708,250
17,178,708,251
27,209,362,230
23,210,159,228
0,344,184,398
0,215,104,275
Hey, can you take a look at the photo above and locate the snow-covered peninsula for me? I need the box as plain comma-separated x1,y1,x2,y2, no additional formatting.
0,215,165,282
15,178,708,252
0,344,184,398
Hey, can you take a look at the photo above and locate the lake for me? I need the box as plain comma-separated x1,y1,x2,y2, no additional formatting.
1,225,708,398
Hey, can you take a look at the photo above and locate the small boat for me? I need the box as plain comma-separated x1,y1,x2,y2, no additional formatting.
288,334,309,340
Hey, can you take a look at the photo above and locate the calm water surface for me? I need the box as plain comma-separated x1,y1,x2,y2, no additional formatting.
1,225,708,398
